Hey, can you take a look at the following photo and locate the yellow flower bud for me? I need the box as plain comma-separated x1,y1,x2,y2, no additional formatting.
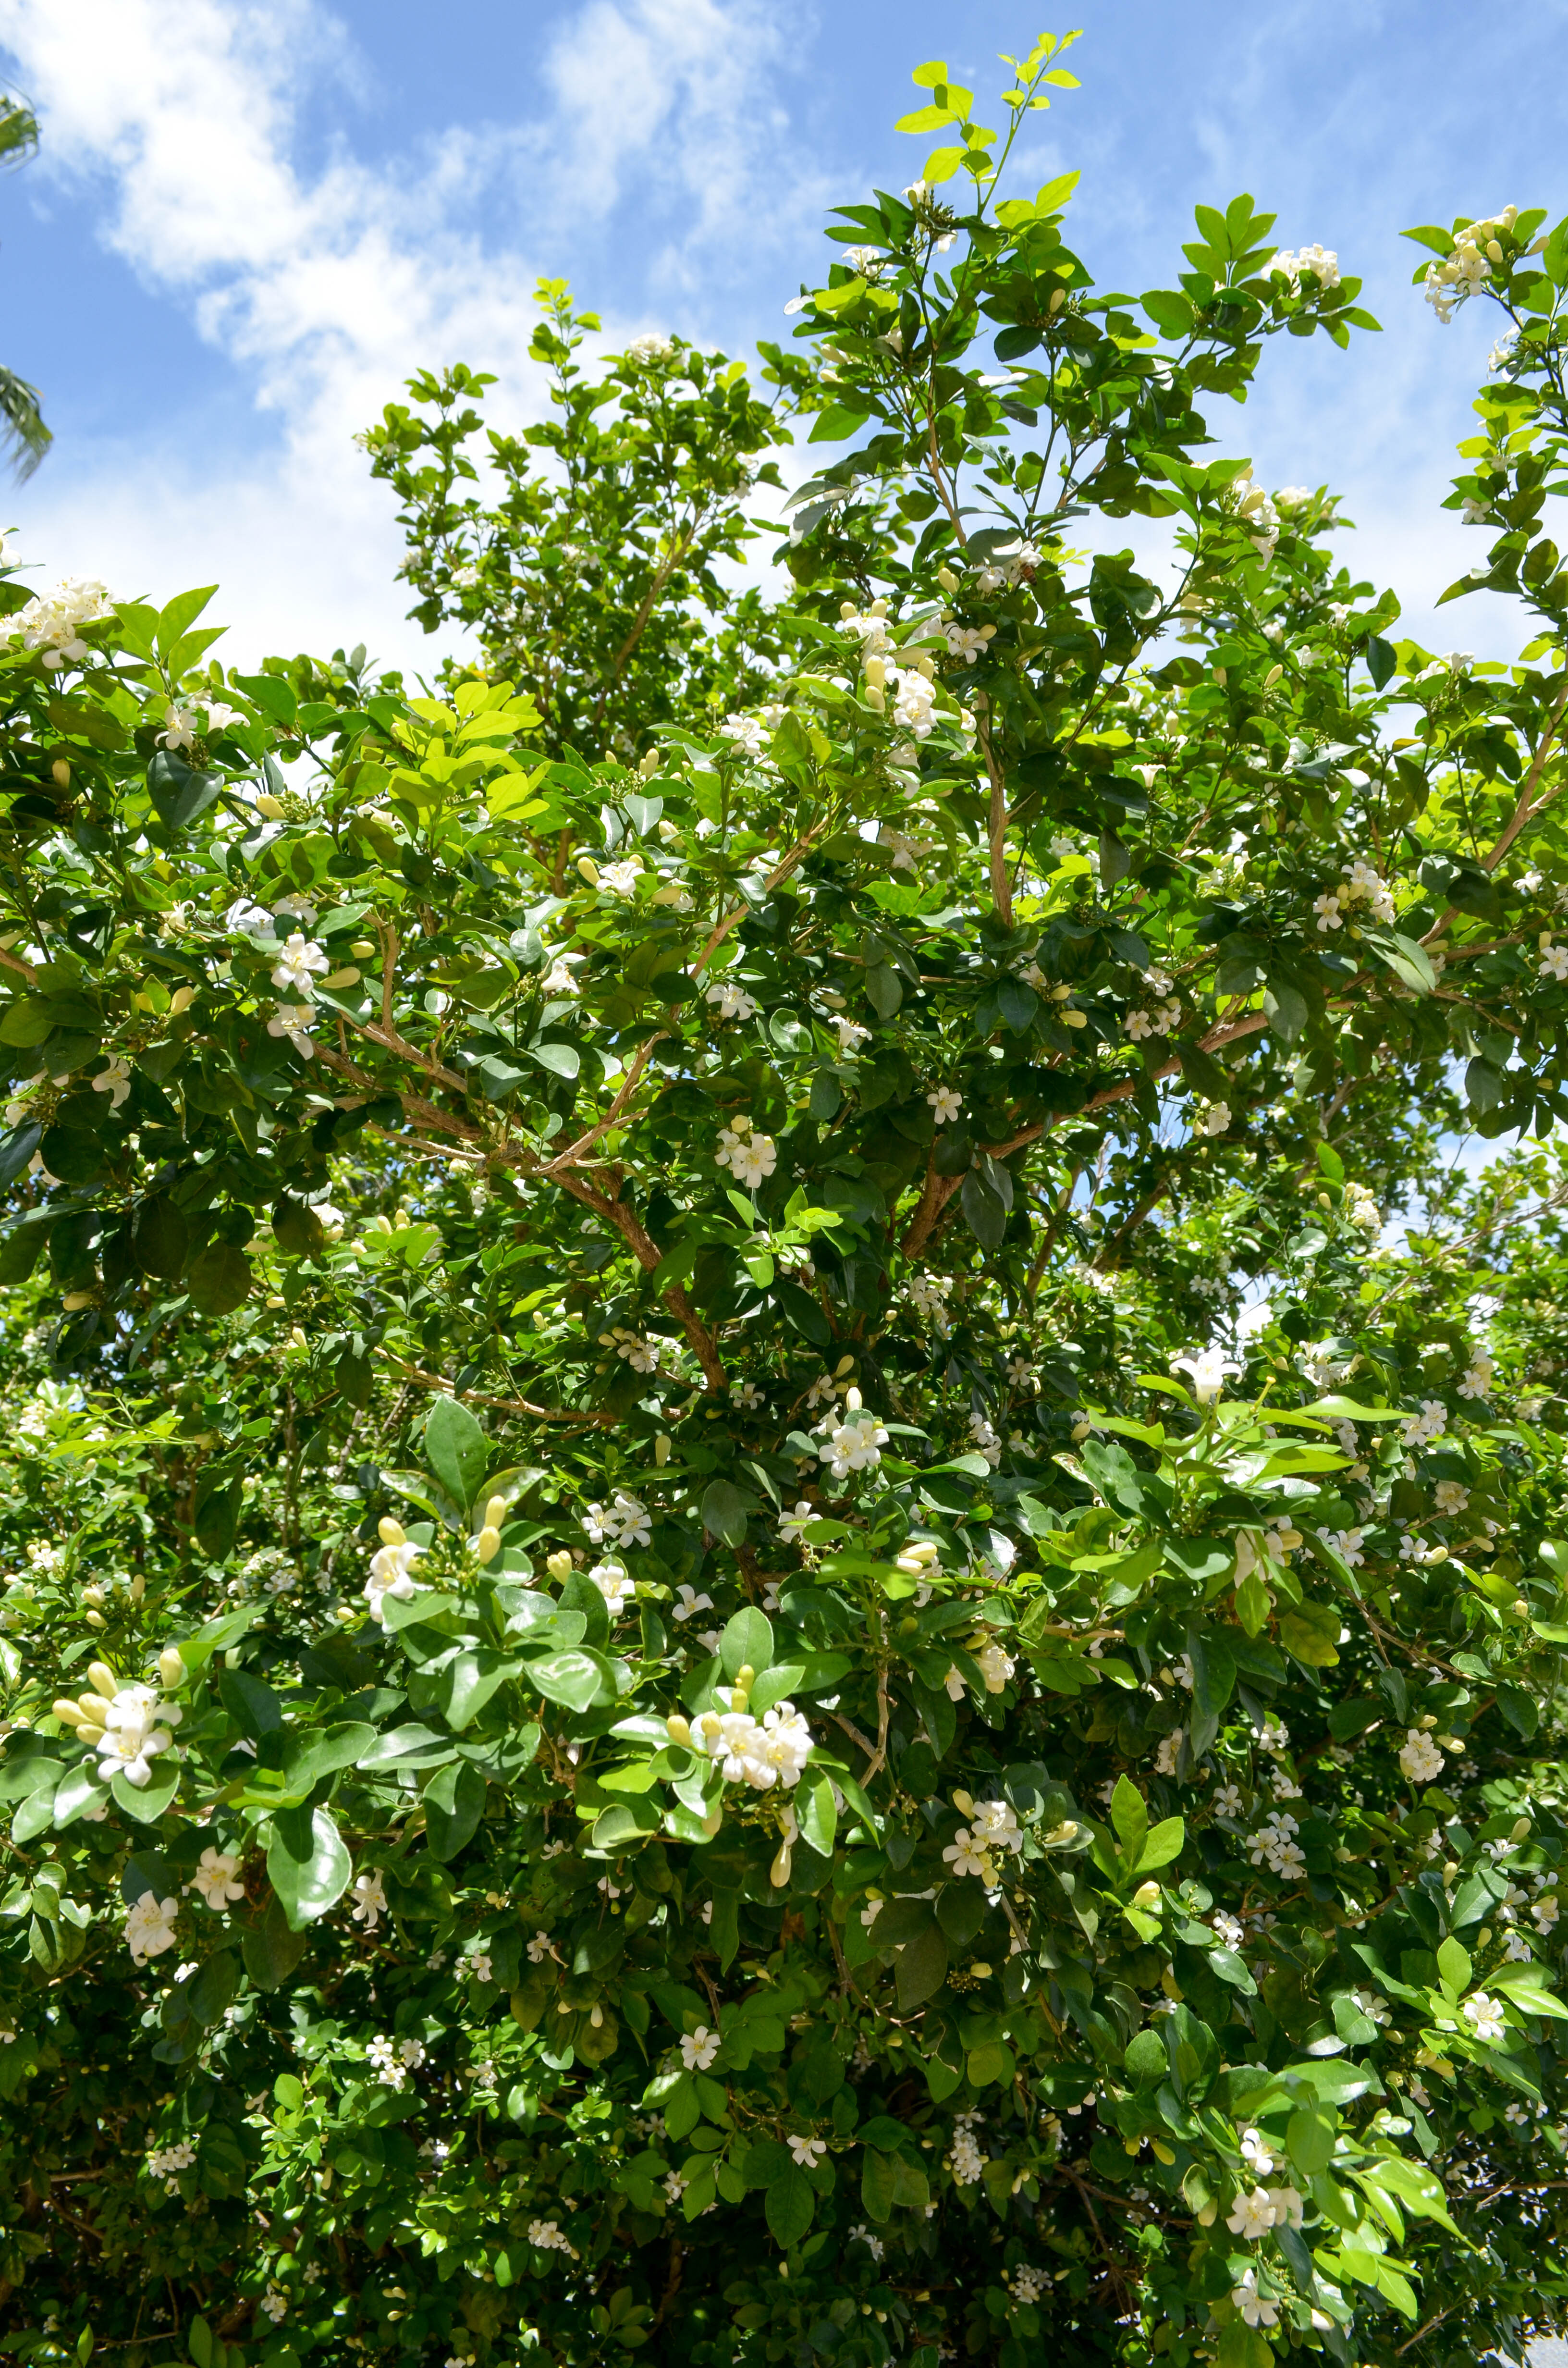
392,1209,409,1230
666,1714,692,1747
1131,1880,1162,1911
655,1435,671,1466
576,855,600,887
484,1495,508,1532
476,1526,501,1565
85,1610,106,1628
81,1584,105,1608
736,1665,755,1687
730,1687,749,1714
75,1694,108,1727
863,683,885,712
546,1550,573,1582
159,1647,186,1690
378,1517,406,1549
350,939,376,960
1048,286,1066,313
937,567,959,594
61,1291,95,1313
51,757,70,789
130,1574,144,1603
255,792,286,819
51,1698,86,1728
770,1838,793,1888
863,655,885,690
86,1662,119,1702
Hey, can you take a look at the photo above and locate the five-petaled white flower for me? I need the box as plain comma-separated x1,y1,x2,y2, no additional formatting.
706,979,758,1023
715,1118,777,1190
351,1870,387,1930
267,1002,318,1059
681,2025,721,2071
125,1890,179,1965
189,1848,244,1911
788,2134,827,2167
1462,1990,1507,2042
927,1086,963,1125
1171,1345,1242,1406
270,934,330,996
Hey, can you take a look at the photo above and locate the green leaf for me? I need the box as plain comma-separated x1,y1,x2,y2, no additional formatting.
423,1395,489,1515
766,2162,815,2246
526,1650,603,1713
241,1894,308,1991
266,1805,353,1929
111,1759,180,1822
422,1759,487,1860
186,1241,253,1316
155,585,218,655
701,1480,752,1546
1135,1816,1185,1875
894,1922,949,2011
1278,1598,1341,1667
280,1722,378,1794
1436,1936,1471,1996
720,1606,773,1679
1109,1774,1148,1859
132,1195,188,1281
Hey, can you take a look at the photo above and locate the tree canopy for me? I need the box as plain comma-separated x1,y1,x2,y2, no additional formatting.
1,30,1568,2368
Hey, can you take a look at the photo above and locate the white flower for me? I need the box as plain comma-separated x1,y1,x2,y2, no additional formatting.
14,577,113,666
1399,1729,1445,1783
977,1640,1015,1695
597,1327,661,1376
1532,1893,1560,1933
583,1492,653,1550
1433,1480,1470,1515
834,1015,870,1055
945,622,996,664
1312,891,1344,932
672,1582,715,1621
267,1002,318,1059
541,951,585,996
259,2290,288,2325
888,667,937,737
1273,244,1340,290
1401,1398,1449,1447
681,2025,721,2071
365,1536,424,1623
817,1394,888,1480
591,1560,635,1616
1212,1911,1245,1949
270,934,330,996
1458,1359,1494,1400
92,1055,132,1110
927,1086,963,1125
788,2134,827,2167
94,1684,179,1788
688,1702,814,1791
943,1827,996,1882
731,1380,764,1412
719,713,766,757
715,1124,775,1188
125,1890,180,1965
599,857,643,899
1231,2271,1279,2331
1171,1344,1241,1406
1541,942,1568,982
805,1372,842,1411
626,332,676,362
1462,1990,1507,2043
351,1871,386,1930
968,1411,1003,1469
1198,1101,1230,1137
159,703,199,752
189,1848,244,1911
528,2218,579,2257
1227,2185,1278,2240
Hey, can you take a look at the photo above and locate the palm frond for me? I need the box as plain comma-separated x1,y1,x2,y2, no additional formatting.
0,366,50,480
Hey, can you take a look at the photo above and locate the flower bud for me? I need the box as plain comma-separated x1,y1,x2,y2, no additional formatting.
952,1788,974,1816
86,1662,118,1702
51,1698,86,1728
1048,286,1066,314
639,747,661,778
863,683,885,712
839,601,857,619
1263,664,1283,688
484,1495,508,1532
730,1686,749,1714
863,656,886,690
476,1526,501,1565
130,1574,144,1602
655,1434,671,1466
81,1584,105,1607
936,567,959,595
1131,1880,1162,1910
378,1517,406,1549
85,1610,105,1628
62,1291,95,1313
158,1647,187,1690
576,855,600,887
666,1714,692,1747
350,939,376,960
1044,1820,1078,1845
255,792,286,819
845,1386,863,1413
770,1837,793,1888
736,1665,755,1688
393,1209,409,1230
546,1550,573,1582
75,1694,108,1727
51,757,70,789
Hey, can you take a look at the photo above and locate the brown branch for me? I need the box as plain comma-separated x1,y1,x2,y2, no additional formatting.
606,525,696,687
0,945,37,985
542,1033,666,1175
379,919,398,1029
689,822,832,978
373,1349,608,1426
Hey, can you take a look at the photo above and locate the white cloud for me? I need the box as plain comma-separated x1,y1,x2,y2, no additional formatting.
0,0,800,669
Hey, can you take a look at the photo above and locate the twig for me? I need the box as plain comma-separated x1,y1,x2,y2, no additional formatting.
373,1349,607,1427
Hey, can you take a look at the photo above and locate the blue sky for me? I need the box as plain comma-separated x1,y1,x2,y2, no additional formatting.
0,0,1564,672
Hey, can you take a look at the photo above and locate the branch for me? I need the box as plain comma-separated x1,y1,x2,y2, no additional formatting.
0,944,37,985
689,823,831,978
542,1034,666,1175
373,1349,608,1426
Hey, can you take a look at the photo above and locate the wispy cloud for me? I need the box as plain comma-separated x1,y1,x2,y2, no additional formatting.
0,0,803,666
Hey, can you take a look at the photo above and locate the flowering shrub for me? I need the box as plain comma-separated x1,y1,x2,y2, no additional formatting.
3,29,1568,2368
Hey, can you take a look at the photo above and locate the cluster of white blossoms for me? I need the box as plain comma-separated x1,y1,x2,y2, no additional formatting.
888,664,937,738
189,1847,245,1911
1314,860,1396,932
1226,468,1280,559
947,2110,986,2185
1227,2181,1305,2240
1123,966,1181,1039
970,540,1041,592
597,1325,661,1375
1247,1810,1305,1881
683,1700,814,1790
265,930,333,1060
816,1386,889,1480
944,620,996,665
528,2218,580,2258
1399,1727,1446,1784
1433,1479,1470,1516
1458,1355,1495,1400
1272,244,1340,290
366,2035,426,2089
1422,208,1520,321
54,1659,185,1788
942,1797,1023,1886
1343,1180,1381,1233
1004,2266,1047,2306
625,332,676,362
364,1517,424,1624
13,576,114,666
906,1273,954,1326
968,1410,1003,1469
582,1492,652,1550
159,697,242,751
146,2137,198,2191
714,1113,777,1189
1400,1398,1448,1448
